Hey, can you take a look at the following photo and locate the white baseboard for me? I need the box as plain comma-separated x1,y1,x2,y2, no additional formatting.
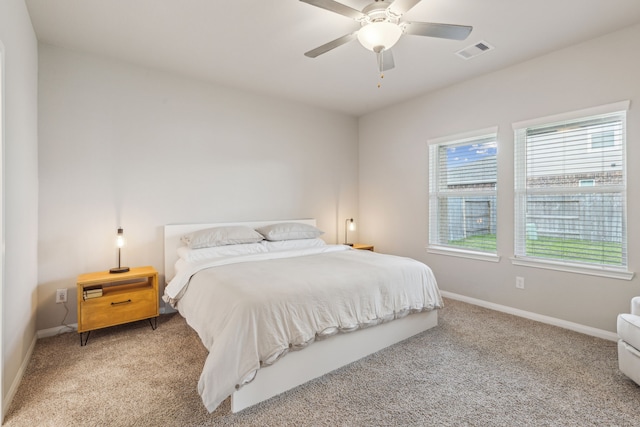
36,323,77,339
3,334,37,419
440,291,618,342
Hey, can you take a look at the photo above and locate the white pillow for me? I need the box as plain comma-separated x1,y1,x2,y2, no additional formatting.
177,242,268,262
261,238,326,252
256,222,324,241
181,226,264,249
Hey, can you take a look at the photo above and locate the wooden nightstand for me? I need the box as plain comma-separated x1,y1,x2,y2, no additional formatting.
353,243,374,251
77,266,159,346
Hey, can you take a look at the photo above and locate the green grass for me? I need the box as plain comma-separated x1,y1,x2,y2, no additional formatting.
449,234,496,252
448,234,623,266
526,236,623,266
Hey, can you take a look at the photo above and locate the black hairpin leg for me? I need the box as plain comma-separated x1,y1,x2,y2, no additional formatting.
81,318,156,346
80,331,91,346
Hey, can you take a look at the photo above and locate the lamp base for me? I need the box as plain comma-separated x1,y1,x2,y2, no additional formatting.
109,266,130,274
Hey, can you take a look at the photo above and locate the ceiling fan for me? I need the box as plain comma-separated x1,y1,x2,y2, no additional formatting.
301,0,472,73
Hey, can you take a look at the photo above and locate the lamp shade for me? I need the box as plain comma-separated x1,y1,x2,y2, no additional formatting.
116,227,125,248
110,227,130,274
357,22,402,52
344,218,356,246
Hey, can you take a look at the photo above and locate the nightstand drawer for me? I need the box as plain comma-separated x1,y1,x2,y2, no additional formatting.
79,286,157,331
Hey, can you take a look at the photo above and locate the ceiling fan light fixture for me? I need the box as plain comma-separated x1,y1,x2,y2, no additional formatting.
357,22,402,51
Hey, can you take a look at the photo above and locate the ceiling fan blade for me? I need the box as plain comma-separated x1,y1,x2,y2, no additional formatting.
403,22,473,40
300,0,364,20
388,0,422,15
304,33,357,58
376,49,395,72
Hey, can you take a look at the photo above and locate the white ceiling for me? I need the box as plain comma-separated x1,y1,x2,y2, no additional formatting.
25,0,640,116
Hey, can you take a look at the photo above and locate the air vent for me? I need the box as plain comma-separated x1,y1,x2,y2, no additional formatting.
455,40,495,60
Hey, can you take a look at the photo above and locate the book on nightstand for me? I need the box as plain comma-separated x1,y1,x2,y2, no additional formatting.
83,285,103,300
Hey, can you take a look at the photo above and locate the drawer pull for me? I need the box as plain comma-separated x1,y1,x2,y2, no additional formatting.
111,299,132,306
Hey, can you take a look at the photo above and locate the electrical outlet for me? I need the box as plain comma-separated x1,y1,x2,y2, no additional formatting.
516,277,525,290
56,288,67,304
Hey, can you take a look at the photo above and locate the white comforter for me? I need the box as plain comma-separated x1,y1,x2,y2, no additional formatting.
164,245,442,412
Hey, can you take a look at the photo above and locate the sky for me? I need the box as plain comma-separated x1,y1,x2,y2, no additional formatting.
446,140,497,169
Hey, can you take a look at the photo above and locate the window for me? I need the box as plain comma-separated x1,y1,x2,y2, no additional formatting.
428,128,498,259
590,129,616,149
513,101,629,275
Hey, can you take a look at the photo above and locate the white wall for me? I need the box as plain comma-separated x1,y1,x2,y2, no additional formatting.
37,45,359,331
359,24,640,333
0,0,39,414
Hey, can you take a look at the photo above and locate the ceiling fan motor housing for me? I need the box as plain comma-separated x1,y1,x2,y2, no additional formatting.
357,0,403,51
361,1,401,24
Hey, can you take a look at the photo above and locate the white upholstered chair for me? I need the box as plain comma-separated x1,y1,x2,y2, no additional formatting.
617,296,640,385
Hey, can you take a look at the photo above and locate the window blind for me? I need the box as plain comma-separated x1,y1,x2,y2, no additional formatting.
514,109,627,268
429,132,498,254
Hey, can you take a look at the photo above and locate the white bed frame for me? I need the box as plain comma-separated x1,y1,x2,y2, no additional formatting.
164,219,438,413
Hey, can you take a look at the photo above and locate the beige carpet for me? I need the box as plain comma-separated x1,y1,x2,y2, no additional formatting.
4,298,640,426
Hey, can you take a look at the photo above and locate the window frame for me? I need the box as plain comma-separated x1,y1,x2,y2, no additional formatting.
511,101,633,280
427,126,500,262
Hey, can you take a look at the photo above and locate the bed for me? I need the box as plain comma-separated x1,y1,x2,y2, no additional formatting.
163,219,442,413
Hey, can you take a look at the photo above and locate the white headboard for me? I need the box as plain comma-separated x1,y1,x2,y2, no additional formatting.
163,219,317,282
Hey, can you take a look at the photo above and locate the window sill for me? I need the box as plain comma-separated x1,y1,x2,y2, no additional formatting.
510,257,634,280
426,245,501,263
